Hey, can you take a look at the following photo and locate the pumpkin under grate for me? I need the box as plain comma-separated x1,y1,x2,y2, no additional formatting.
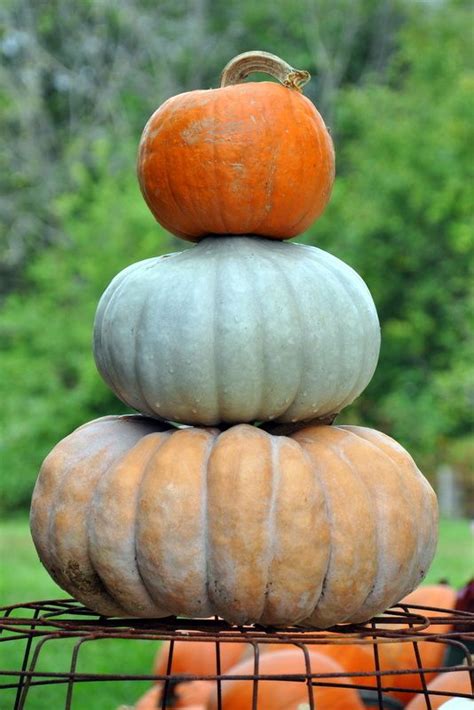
0,599,472,709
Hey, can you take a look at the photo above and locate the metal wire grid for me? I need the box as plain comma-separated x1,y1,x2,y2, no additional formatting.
0,598,472,709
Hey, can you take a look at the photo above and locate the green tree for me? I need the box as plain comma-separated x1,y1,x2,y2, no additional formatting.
306,0,474,473
1,0,472,512
0,138,180,510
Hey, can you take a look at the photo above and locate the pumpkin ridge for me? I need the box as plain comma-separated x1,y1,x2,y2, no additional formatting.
249,95,280,235
295,440,331,618
295,428,379,626
284,89,321,235
330,434,391,619
48,431,141,615
164,97,204,237
133,433,177,614
274,245,352,419
68,455,129,616
203,430,219,614
134,295,162,418
135,429,216,615
230,241,295,422
341,426,438,594
94,261,144,401
249,247,268,420
90,433,171,616
264,249,305,419
211,247,223,420
302,249,373,412
208,425,274,622
326,247,379,408
327,431,424,621
296,440,334,626
298,253,344,412
260,435,281,622
211,93,231,234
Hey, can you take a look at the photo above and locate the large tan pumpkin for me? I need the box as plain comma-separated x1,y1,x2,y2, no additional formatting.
30,415,438,627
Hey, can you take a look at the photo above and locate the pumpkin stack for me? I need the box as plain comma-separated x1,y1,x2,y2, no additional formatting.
30,52,438,628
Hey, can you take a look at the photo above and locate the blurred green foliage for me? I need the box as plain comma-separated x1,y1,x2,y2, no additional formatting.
1,0,472,512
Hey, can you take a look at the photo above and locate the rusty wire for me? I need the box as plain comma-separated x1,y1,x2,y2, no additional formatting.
0,598,472,709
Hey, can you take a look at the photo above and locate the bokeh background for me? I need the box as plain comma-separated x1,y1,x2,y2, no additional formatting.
1,0,473,515
0,2,473,707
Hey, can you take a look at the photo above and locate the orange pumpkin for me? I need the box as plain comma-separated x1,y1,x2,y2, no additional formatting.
261,640,376,679
207,648,365,710
137,51,334,241
405,669,473,709
151,639,245,706
153,639,246,678
375,584,457,704
257,584,458,705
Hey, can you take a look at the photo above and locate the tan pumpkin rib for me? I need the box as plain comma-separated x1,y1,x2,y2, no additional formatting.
259,437,330,625
293,427,378,627
88,433,172,617
31,418,155,616
206,425,273,623
328,427,423,622
136,428,217,617
341,426,439,594
347,424,439,590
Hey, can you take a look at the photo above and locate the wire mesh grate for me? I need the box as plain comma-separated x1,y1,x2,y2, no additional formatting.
0,598,472,709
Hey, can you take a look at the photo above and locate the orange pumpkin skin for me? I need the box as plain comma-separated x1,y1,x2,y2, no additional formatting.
153,639,246,680
207,649,365,710
137,81,334,241
405,669,473,710
376,584,457,704
262,640,375,678
259,584,458,705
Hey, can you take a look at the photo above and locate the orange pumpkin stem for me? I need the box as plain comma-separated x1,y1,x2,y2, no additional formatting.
220,50,311,92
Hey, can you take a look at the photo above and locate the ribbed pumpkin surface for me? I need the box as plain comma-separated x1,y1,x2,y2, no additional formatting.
137,82,334,240
93,237,380,426
30,415,438,627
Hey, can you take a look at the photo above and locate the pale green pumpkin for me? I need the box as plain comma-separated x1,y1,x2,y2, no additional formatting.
93,237,380,425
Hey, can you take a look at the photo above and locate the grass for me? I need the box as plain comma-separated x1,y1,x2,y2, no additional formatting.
1,516,473,709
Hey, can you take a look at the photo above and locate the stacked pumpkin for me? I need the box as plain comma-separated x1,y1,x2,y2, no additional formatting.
30,51,438,630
